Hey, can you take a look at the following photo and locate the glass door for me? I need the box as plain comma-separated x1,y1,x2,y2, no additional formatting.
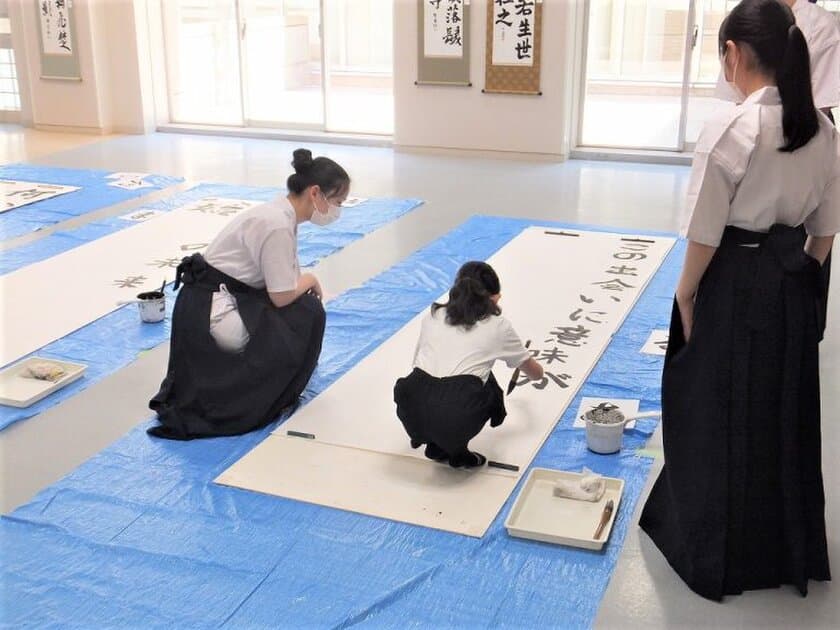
239,0,325,129
161,0,395,134
683,0,739,147
580,0,694,151
162,0,244,126
322,0,393,134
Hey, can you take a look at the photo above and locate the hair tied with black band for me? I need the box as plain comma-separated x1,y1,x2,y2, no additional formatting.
292,148,314,173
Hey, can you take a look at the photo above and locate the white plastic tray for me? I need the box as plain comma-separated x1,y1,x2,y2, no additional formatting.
0,357,87,408
505,468,624,550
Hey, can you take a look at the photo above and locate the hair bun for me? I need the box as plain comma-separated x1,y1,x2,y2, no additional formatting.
292,148,313,173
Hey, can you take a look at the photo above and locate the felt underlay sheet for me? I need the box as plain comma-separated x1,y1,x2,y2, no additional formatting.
217,227,675,537
0,197,262,368
0,164,183,241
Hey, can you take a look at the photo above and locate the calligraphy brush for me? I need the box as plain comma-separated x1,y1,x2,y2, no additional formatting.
506,340,531,395
593,499,614,540
159,278,166,295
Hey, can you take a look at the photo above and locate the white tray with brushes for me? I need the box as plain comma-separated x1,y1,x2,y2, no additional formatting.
505,468,624,550
0,357,87,408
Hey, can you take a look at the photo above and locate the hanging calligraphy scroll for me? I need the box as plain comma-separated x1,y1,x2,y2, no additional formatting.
416,0,471,87
483,0,543,95
36,0,81,80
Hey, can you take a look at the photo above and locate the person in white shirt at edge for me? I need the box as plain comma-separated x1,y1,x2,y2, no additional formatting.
639,0,838,602
716,0,840,122
393,262,544,469
147,148,350,440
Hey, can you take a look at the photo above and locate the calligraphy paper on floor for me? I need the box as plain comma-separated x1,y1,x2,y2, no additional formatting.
0,197,262,368
218,227,675,536
1,180,79,213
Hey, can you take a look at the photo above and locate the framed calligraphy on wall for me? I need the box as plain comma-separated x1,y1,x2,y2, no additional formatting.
36,0,81,80
483,0,543,95
416,0,471,87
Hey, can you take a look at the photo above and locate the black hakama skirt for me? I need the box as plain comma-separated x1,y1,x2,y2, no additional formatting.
639,224,830,600
393,367,506,459
148,254,325,440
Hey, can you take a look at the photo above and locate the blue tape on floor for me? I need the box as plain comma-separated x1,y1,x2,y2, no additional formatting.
0,216,683,628
0,164,183,241
0,191,423,430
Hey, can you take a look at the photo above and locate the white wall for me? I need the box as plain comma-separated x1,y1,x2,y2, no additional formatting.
8,0,154,134
393,0,579,159
97,0,156,133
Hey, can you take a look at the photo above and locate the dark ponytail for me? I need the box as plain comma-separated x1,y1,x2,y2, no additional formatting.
432,261,501,329
777,25,818,152
286,148,351,198
719,0,818,153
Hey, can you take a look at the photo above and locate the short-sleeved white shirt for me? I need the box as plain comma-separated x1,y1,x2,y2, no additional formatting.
412,308,531,383
715,0,840,110
682,86,840,247
204,195,300,292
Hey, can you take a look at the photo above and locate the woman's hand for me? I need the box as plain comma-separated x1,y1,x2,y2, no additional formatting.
268,274,323,308
676,291,695,342
301,273,323,300
674,241,717,343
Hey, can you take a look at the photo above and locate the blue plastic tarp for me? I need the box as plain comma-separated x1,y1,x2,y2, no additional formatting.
0,189,423,430
1,216,683,628
0,164,183,241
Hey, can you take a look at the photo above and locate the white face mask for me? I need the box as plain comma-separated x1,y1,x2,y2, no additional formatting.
723,49,745,103
310,191,342,226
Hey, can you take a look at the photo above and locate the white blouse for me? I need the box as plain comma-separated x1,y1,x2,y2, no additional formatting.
715,0,840,110
683,86,840,247
412,309,531,383
204,195,300,292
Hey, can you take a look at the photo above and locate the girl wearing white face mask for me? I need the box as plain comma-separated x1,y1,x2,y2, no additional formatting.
148,148,351,440
640,0,838,601
716,0,838,329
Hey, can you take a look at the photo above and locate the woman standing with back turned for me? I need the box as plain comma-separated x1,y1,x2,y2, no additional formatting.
640,0,838,601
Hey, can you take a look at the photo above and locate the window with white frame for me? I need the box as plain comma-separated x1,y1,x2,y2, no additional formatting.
0,13,20,112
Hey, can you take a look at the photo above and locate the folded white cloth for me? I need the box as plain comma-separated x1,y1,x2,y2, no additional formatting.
553,467,606,502
209,284,250,353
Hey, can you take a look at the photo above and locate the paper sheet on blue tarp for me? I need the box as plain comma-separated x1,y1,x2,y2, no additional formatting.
0,164,183,241
0,192,423,430
1,216,683,628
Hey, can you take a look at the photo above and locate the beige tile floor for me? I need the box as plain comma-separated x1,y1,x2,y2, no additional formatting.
1,124,118,163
